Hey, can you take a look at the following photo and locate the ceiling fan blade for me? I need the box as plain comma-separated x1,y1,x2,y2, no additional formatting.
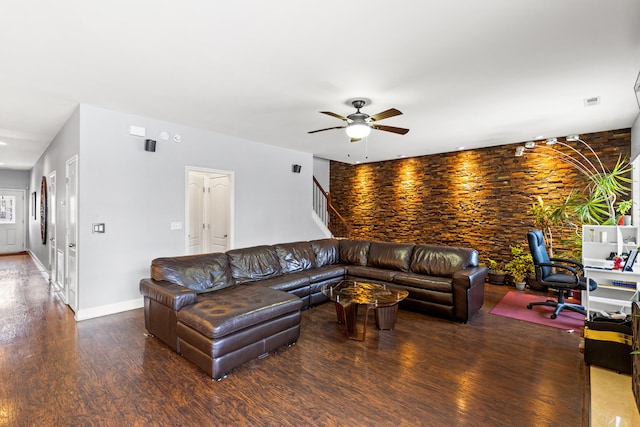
372,124,410,135
370,108,402,122
320,111,349,121
308,126,345,134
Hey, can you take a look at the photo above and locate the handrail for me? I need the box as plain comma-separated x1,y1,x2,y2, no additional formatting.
313,176,351,238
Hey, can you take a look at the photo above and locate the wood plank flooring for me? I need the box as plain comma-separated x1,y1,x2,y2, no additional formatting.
0,253,588,426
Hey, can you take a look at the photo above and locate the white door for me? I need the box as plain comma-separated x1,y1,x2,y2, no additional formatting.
0,189,25,254
66,156,78,313
187,174,204,255
208,175,230,253
48,172,58,290
186,168,232,255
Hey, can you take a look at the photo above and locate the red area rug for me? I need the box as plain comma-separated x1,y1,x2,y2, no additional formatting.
490,291,585,331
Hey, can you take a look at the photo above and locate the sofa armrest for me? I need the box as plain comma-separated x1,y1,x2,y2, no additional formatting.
139,278,198,311
453,266,487,290
452,266,488,322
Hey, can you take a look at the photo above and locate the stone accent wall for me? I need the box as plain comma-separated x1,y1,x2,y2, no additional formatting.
329,128,632,265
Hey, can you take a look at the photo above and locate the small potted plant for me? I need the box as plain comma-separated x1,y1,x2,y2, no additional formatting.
486,258,507,285
504,245,535,291
617,199,632,226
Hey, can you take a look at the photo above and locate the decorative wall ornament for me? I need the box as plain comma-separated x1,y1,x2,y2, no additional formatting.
40,176,47,245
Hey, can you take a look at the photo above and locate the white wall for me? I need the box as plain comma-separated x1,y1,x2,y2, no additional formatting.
28,107,80,267
313,157,330,192
0,170,30,189
39,104,325,319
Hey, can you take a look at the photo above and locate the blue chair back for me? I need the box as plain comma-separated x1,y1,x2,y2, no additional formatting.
527,230,552,279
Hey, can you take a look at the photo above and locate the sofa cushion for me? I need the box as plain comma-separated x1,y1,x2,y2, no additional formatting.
339,239,371,266
306,265,346,282
410,245,478,277
310,239,340,267
178,285,302,339
227,245,283,284
393,272,453,293
151,253,235,293
275,241,316,273
367,242,414,272
254,271,311,292
345,265,398,282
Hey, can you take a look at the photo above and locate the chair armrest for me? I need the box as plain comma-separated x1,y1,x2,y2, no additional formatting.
538,262,578,276
549,257,584,270
139,278,197,311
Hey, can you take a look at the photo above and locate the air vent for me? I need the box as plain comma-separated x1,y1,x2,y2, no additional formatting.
583,96,601,107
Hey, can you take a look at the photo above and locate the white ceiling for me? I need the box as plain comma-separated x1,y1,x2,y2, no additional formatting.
1,0,639,169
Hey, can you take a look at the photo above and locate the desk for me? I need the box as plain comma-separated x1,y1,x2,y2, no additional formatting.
583,268,640,314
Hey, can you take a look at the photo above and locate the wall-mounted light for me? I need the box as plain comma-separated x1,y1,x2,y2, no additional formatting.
145,139,157,152
292,164,302,173
515,146,525,157
524,141,536,149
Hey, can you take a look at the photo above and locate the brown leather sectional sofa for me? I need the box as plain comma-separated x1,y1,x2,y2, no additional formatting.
139,238,487,379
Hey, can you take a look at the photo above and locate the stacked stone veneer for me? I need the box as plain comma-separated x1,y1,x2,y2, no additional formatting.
329,128,632,264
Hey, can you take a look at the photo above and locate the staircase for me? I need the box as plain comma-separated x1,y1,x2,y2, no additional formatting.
313,176,351,238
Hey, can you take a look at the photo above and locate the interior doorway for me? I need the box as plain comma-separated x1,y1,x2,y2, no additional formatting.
186,168,233,255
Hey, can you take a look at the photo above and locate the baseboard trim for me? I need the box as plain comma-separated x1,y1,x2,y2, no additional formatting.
75,298,144,321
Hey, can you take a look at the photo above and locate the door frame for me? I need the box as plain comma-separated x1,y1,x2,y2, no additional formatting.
185,166,234,254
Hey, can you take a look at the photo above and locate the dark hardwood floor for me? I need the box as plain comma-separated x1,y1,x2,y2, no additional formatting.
0,253,588,426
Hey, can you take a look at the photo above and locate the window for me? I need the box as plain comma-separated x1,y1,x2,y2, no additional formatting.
0,196,15,224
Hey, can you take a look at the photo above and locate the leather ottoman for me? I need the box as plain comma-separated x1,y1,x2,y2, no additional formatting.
176,285,302,379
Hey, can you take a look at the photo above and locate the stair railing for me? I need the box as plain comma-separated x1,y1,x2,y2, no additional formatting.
313,176,351,238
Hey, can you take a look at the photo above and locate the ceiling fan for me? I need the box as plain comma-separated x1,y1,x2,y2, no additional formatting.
308,99,409,142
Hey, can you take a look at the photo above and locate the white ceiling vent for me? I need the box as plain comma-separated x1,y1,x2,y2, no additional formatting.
583,96,601,107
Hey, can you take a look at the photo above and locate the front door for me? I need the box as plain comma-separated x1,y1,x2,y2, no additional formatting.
0,189,25,254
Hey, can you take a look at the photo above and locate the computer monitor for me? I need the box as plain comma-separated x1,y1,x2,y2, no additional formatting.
624,250,638,271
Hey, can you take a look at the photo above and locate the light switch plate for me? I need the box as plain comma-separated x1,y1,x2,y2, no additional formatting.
92,223,105,233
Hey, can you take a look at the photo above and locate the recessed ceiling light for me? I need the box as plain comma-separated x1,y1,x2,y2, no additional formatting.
534,135,545,140
457,146,465,151
0,141,7,146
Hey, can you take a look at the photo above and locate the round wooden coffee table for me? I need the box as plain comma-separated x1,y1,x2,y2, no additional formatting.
322,280,408,341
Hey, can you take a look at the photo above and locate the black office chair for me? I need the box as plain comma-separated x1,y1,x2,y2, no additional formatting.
526,230,597,319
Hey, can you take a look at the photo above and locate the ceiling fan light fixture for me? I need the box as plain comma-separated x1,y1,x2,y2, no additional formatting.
345,122,371,139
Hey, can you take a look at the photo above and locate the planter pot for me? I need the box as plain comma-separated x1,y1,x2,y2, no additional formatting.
527,277,547,291
514,282,526,291
487,271,507,285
